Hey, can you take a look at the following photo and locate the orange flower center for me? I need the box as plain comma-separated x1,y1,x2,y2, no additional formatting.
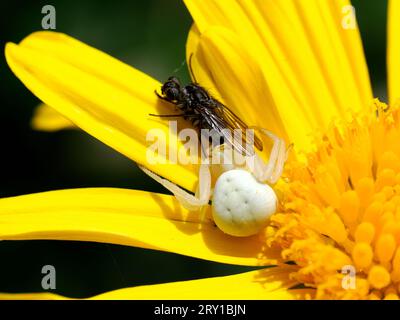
267,100,400,299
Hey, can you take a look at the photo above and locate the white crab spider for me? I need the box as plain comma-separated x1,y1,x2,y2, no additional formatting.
140,128,289,237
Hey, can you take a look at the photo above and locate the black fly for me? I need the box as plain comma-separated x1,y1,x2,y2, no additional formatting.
151,76,263,156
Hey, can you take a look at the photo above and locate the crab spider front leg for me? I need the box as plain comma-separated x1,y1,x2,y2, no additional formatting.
247,127,289,184
139,163,211,212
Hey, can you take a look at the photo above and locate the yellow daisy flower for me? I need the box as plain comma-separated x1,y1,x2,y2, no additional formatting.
2,0,399,299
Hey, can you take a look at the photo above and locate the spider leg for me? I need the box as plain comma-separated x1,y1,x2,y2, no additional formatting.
269,135,287,184
139,164,211,212
247,127,288,184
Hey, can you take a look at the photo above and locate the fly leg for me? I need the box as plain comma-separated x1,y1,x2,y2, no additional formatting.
149,113,200,120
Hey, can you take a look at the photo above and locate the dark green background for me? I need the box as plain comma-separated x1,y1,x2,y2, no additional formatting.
0,0,388,298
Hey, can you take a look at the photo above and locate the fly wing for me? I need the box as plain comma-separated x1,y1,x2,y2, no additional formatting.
216,103,264,151
199,103,262,157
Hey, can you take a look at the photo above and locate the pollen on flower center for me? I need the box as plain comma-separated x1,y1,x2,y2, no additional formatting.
267,100,400,300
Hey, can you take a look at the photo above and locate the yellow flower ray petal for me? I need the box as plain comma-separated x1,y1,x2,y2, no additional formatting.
287,0,372,113
31,103,76,131
0,292,67,300
329,0,373,106
187,20,315,153
5,32,197,192
189,26,288,146
0,269,314,300
0,188,281,266
93,268,312,300
184,0,373,152
388,0,400,104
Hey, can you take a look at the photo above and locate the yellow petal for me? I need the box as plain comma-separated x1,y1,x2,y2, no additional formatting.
0,292,67,300
31,103,76,131
5,31,197,192
93,268,310,300
388,0,400,104
0,268,313,300
188,26,288,145
0,188,281,266
184,0,373,152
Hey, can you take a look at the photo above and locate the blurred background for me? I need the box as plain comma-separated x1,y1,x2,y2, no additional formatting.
0,0,388,297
